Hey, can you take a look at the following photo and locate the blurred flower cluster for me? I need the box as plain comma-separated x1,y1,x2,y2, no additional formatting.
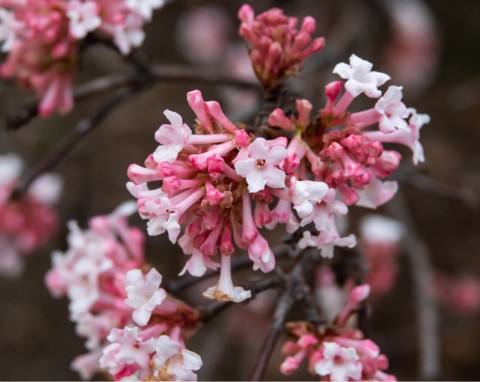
0,154,61,277
0,0,164,116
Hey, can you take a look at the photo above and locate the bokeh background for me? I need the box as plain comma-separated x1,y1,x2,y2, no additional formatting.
1,0,479,380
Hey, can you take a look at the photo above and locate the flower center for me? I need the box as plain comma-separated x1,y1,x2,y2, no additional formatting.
256,158,266,168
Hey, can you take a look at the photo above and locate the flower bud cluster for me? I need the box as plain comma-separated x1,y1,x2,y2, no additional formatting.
45,202,201,380
0,0,164,116
280,285,396,381
0,154,61,277
238,4,325,89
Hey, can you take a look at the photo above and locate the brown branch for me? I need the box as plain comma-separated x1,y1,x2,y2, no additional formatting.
10,88,135,200
199,275,284,323
386,189,441,380
3,65,260,131
249,249,321,381
401,169,477,207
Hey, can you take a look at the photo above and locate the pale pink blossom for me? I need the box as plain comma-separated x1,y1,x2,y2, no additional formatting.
153,109,192,164
234,137,288,193
126,0,165,21
0,8,18,52
291,178,329,218
125,268,167,327
67,1,101,39
333,54,390,98
356,178,398,209
101,326,157,377
314,342,362,381
375,86,410,133
152,335,203,381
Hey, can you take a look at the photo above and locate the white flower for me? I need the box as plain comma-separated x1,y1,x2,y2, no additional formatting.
109,14,145,55
101,327,156,376
153,109,192,164
314,342,362,381
126,0,165,21
333,54,390,98
0,8,19,52
67,1,101,39
153,335,203,381
0,153,22,186
360,214,404,244
28,173,63,205
203,254,251,303
292,178,329,218
125,268,167,327
375,86,410,133
234,138,287,193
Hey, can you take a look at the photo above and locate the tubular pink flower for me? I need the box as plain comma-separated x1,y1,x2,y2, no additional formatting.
247,233,275,273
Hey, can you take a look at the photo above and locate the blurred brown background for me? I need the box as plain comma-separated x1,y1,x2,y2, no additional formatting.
1,0,479,380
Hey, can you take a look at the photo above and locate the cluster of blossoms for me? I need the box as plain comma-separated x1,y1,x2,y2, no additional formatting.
0,0,164,116
280,285,396,381
0,154,61,277
46,202,202,381
126,6,429,307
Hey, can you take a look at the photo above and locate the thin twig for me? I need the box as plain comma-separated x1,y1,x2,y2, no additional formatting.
249,249,320,381
199,275,284,323
3,65,260,131
10,88,134,200
399,168,477,207
386,189,441,380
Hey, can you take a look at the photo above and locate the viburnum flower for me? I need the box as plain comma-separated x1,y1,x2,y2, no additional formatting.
125,268,167,326
234,137,288,193
267,53,428,208
333,54,391,99
314,342,362,381
46,202,201,380
127,90,349,303
0,154,61,278
280,284,396,381
152,335,203,381
67,1,102,39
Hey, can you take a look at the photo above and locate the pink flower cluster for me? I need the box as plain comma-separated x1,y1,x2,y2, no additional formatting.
45,202,201,380
127,90,352,303
269,54,429,214
238,4,325,89
0,0,164,116
0,154,61,277
126,7,428,307
280,285,396,381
